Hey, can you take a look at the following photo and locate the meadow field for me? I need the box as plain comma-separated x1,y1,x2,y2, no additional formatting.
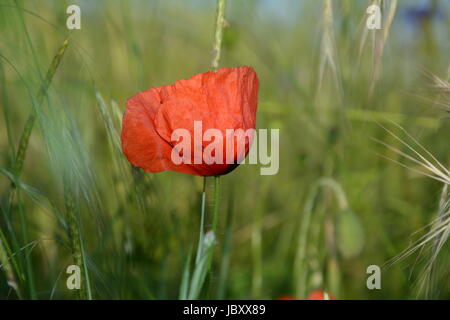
0,0,449,300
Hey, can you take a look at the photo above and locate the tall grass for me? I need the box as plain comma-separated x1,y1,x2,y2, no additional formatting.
0,35,70,299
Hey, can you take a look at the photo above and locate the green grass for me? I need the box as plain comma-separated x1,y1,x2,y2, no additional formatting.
0,0,449,299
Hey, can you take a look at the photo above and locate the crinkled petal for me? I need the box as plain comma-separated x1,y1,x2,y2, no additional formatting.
121,89,200,175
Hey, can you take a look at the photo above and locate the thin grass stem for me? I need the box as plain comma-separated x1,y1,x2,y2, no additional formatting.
64,181,92,300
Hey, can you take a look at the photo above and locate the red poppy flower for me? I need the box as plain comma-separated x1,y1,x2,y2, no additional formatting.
276,296,296,300
307,290,334,300
121,66,259,176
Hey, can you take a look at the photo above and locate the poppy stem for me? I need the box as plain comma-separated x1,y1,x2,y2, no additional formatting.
195,178,207,264
210,0,225,231
208,0,225,242
189,0,225,299
211,176,221,233
211,0,226,72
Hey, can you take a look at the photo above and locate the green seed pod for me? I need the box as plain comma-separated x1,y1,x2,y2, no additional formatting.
337,209,365,259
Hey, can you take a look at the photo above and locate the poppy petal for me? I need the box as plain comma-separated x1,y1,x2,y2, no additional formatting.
121,66,259,176
121,89,200,175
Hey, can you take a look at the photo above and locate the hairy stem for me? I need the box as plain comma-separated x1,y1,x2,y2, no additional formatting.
211,0,226,72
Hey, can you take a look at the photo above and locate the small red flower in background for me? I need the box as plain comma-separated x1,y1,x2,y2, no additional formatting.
121,66,259,176
307,290,334,300
277,296,296,300
276,290,334,300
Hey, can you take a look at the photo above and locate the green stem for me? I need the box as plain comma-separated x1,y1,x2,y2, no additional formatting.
64,183,83,300
251,210,262,298
211,176,221,232
64,181,92,300
13,38,70,176
294,178,348,298
209,0,225,232
17,193,36,299
204,0,225,297
189,0,226,298
0,230,22,299
211,0,226,72
7,38,69,254
195,178,207,264
216,189,234,299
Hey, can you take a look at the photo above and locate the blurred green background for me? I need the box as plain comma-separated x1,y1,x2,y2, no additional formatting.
0,0,449,299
